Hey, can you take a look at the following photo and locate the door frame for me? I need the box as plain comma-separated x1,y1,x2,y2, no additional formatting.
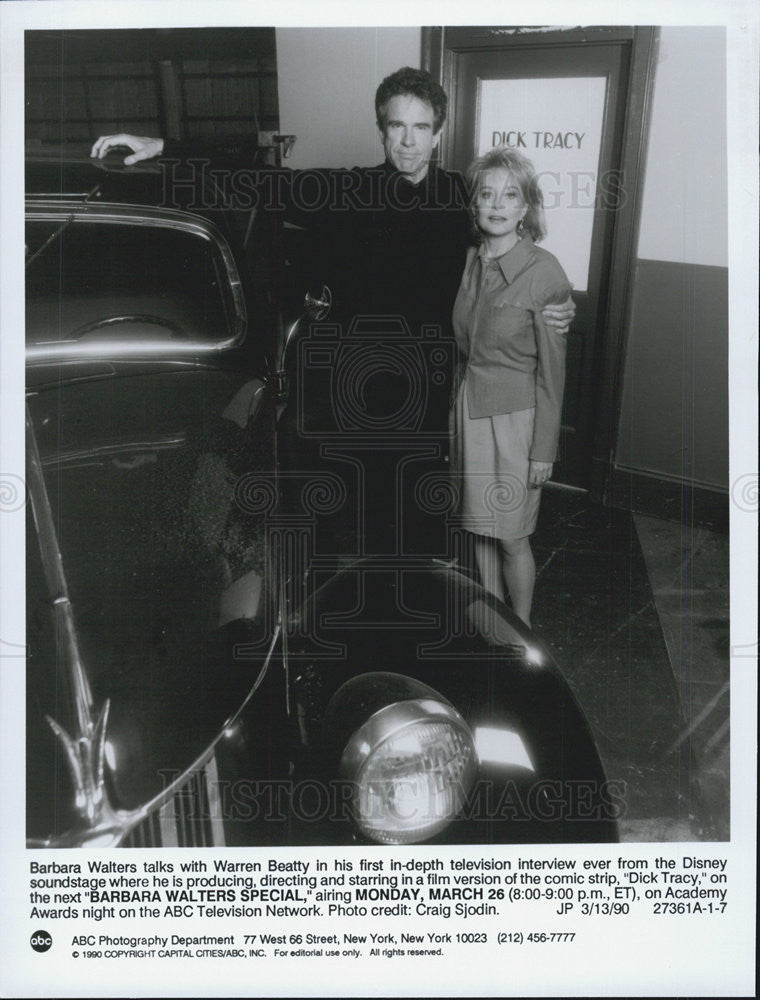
423,25,659,501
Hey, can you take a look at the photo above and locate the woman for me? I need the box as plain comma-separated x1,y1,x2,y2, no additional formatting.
450,147,571,627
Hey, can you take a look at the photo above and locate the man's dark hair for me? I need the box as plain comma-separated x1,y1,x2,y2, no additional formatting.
375,67,448,133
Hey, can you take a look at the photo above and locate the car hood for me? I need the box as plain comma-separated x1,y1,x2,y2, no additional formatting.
26,365,275,844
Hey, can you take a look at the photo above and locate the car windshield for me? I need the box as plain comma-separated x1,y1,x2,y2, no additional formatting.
26,217,241,347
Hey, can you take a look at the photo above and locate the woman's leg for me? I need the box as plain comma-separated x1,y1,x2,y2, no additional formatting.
473,533,506,603
499,536,535,628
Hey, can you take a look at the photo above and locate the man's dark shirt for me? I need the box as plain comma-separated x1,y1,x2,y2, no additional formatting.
291,161,471,335
271,161,468,430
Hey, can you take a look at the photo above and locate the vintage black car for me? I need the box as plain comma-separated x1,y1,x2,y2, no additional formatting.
26,150,618,848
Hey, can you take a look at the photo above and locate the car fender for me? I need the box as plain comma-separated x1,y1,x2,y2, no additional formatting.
285,558,620,844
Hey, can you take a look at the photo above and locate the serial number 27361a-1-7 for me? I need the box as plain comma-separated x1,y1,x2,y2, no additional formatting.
653,901,727,915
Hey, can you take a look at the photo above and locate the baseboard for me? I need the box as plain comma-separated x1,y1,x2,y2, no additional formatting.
604,467,728,531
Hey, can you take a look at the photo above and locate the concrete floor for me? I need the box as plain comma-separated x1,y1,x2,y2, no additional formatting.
632,514,729,841
530,491,729,842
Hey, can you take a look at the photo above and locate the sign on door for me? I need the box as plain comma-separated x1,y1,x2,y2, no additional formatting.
478,77,607,291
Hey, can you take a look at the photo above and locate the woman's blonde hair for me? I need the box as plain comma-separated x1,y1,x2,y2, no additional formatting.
467,146,547,242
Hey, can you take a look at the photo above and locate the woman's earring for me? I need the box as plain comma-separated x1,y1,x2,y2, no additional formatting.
517,217,525,237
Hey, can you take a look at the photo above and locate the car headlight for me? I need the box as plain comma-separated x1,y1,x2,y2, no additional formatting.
327,674,478,845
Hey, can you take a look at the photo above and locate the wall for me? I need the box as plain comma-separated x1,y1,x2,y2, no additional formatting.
616,27,728,490
275,27,420,169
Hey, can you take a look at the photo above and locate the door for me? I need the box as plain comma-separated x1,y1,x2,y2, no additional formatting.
427,27,657,491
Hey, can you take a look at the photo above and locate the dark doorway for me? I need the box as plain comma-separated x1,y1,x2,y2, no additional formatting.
425,26,657,494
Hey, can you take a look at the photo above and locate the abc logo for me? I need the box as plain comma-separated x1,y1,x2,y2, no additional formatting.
30,929,52,953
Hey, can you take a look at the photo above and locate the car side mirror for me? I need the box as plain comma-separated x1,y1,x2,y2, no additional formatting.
273,284,332,401
302,286,332,320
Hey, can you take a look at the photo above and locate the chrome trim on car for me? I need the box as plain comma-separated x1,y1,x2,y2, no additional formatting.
159,799,180,847
205,754,226,847
39,435,186,469
27,403,95,758
46,702,110,824
125,755,227,848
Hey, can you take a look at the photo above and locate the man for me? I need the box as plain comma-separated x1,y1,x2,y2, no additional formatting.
92,67,574,557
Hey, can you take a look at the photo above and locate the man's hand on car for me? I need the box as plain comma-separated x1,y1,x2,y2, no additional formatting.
91,134,164,165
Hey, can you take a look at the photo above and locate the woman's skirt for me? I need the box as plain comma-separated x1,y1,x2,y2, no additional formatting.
450,382,540,540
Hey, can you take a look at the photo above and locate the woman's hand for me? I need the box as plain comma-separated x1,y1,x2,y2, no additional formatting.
529,460,553,487
541,295,575,333
90,134,165,165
